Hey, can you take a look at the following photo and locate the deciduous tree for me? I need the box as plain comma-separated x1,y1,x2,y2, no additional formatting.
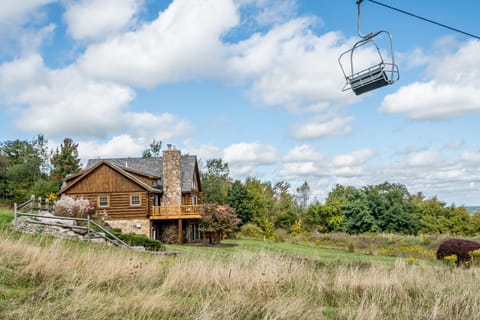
1,134,49,203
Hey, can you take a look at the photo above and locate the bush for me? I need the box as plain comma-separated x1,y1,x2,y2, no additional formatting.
471,249,480,265
436,239,480,267
238,223,264,239
273,228,288,242
112,231,165,251
290,219,303,235
54,195,95,218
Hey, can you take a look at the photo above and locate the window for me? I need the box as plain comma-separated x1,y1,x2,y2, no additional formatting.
192,196,198,205
98,195,109,207
130,194,141,206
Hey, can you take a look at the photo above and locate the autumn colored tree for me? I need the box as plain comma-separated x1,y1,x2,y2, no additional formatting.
200,203,240,244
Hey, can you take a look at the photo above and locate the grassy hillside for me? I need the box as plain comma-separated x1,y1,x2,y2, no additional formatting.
2,209,480,319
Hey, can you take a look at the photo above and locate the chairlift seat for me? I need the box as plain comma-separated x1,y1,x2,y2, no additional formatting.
349,64,389,95
337,2,400,96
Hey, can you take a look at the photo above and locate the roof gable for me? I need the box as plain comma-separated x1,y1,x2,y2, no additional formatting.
80,154,200,193
59,160,158,195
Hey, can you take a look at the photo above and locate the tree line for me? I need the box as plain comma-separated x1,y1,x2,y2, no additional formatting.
1,136,478,237
0,135,81,204
201,159,480,237
0,136,165,205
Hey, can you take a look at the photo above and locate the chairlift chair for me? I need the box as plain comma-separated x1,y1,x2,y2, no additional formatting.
338,0,399,95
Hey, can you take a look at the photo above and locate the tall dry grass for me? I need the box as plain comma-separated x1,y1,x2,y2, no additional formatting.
1,230,480,319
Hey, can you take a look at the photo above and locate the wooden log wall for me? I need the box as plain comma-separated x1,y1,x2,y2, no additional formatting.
64,192,150,220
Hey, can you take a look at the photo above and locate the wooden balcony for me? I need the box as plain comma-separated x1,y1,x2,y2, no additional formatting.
150,205,203,220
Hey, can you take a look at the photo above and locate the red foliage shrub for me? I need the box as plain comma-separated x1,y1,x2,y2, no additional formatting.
436,239,480,266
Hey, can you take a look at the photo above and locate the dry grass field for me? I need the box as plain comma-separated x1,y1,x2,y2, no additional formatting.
1,209,480,319
1,230,480,319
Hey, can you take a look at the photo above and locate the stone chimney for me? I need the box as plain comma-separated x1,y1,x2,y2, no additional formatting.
161,144,182,206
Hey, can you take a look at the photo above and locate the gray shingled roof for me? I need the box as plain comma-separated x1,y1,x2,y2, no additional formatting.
181,155,197,192
86,157,163,177
86,156,197,193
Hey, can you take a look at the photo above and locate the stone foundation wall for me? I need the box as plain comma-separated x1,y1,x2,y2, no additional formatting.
12,217,110,245
160,222,178,244
107,219,150,237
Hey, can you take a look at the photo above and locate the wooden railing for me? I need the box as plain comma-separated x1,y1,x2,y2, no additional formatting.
151,205,203,218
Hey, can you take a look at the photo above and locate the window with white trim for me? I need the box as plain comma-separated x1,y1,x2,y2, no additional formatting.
98,195,109,207
192,196,198,205
130,194,141,206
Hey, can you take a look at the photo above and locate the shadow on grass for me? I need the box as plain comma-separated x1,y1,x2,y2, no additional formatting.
183,242,239,248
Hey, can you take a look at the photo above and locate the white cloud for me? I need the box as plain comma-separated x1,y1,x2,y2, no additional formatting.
229,21,357,110
378,150,480,205
252,0,298,27
64,0,143,41
292,116,353,140
332,149,375,167
446,139,464,150
0,55,133,137
278,161,318,178
223,142,277,177
224,141,277,164
278,146,374,180
127,112,191,140
78,134,147,162
234,0,299,28
380,81,480,120
461,150,480,163
0,0,57,56
283,144,325,162
0,55,191,140
0,0,55,30
182,140,223,161
79,0,239,87
75,0,362,112
405,149,440,167
285,144,477,205
380,40,480,120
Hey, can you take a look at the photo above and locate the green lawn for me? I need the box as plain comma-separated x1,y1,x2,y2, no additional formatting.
167,238,398,264
0,209,13,227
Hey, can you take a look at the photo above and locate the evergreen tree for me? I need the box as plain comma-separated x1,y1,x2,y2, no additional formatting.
50,138,81,189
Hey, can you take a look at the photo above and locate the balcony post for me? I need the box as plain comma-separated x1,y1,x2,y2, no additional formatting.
178,219,183,244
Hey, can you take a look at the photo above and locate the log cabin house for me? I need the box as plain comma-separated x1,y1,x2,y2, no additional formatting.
57,145,202,244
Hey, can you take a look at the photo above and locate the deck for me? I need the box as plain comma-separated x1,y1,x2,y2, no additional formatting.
150,205,203,220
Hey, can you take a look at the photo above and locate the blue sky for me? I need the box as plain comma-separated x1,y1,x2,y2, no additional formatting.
1,0,480,205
